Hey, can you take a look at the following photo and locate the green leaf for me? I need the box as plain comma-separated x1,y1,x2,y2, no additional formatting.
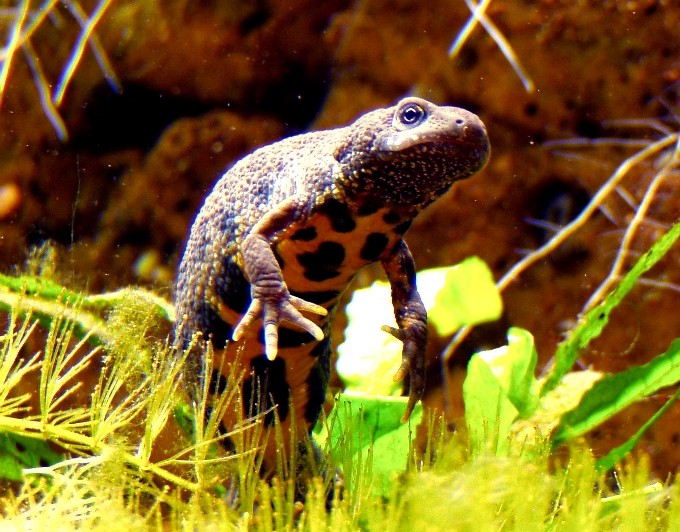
316,392,422,497
595,386,680,472
493,328,540,417
331,258,501,485
464,328,539,456
543,220,680,395
337,258,502,395
465,354,518,456
0,274,80,305
336,279,403,396
511,369,603,449
0,432,64,482
554,338,680,444
429,256,503,336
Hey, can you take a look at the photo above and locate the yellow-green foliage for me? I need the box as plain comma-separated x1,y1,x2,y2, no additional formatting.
0,276,678,529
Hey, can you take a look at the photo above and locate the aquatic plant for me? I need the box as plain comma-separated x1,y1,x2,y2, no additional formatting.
3,257,680,528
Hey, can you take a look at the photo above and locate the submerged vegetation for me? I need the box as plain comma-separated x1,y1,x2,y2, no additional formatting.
2,210,680,528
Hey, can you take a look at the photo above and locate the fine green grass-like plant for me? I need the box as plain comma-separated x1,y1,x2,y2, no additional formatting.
2,135,680,527
3,147,680,528
2,222,680,528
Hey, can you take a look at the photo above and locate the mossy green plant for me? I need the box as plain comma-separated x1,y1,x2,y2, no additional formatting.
2,222,680,528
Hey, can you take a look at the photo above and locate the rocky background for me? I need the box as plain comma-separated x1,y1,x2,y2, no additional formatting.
1,0,680,476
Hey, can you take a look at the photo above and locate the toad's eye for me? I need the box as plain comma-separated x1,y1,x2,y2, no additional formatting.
398,103,426,126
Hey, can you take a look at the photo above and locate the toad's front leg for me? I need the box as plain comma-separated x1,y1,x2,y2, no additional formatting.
231,196,327,360
381,239,428,422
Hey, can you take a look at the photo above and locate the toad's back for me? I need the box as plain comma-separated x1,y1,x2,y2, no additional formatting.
174,97,490,468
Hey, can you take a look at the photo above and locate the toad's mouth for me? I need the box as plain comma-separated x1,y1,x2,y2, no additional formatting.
376,129,490,162
375,137,490,172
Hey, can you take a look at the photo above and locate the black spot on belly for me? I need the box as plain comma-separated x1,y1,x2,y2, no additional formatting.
242,355,290,427
198,301,233,350
357,199,380,216
297,241,345,282
360,233,389,261
394,220,412,234
274,327,316,348
217,258,251,314
304,344,331,423
289,289,340,306
309,335,331,358
209,370,229,395
304,360,330,424
290,226,317,241
319,198,356,233
383,210,400,224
